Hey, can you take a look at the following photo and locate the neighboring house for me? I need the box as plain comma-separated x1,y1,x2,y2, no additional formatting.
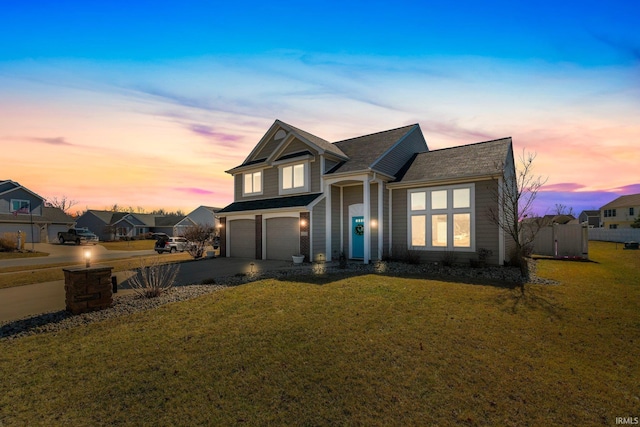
217,120,517,265
578,210,600,228
76,210,207,240
174,206,221,234
0,180,75,243
600,194,640,229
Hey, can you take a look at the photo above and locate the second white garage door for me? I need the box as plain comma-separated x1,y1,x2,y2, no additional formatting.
266,217,299,260
229,219,255,258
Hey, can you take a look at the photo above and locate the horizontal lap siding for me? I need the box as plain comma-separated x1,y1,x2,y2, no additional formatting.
391,180,502,265
312,199,326,262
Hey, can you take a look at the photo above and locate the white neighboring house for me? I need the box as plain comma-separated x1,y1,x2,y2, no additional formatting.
0,180,75,243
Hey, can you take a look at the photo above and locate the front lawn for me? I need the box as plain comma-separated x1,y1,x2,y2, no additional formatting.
99,240,158,251
0,242,637,425
0,251,48,260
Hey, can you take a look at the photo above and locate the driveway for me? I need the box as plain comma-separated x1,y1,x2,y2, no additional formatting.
0,257,293,323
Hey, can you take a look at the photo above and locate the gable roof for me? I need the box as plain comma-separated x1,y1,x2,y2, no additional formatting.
0,206,74,224
282,121,347,159
218,193,322,214
580,210,600,217
328,124,418,175
0,180,45,200
394,137,512,185
601,193,640,209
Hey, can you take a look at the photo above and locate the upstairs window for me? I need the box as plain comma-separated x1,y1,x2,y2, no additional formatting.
279,162,309,195
243,171,262,196
10,199,30,214
630,207,635,216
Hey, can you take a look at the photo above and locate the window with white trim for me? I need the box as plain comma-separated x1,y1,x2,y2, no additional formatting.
243,171,262,195
279,162,309,194
10,199,30,214
408,184,474,251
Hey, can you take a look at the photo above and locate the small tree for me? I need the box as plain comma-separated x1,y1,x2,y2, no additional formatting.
182,224,214,259
553,203,575,217
631,215,640,229
46,195,77,213
487,150,548,274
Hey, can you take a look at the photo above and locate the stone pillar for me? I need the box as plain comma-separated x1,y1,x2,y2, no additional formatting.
63,266,113,315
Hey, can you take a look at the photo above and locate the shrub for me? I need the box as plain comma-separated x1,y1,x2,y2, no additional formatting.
0,233,18,252
128,258,180,298
441,250,457,267
384,246,421,265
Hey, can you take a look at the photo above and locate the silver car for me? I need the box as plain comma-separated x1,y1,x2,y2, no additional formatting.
155,237,189,253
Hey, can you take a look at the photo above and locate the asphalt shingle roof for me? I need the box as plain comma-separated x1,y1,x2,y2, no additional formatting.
396,138,512,184
283,122,347,158
218,193,322,214
601,193,640,209
329,124,417,174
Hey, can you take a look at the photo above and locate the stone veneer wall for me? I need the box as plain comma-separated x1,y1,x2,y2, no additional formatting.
63,266,113,314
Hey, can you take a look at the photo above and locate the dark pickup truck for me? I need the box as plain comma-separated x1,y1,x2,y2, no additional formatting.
57,228,99,245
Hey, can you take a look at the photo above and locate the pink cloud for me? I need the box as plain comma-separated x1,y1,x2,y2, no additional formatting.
173,187,216,196
540,183,586,192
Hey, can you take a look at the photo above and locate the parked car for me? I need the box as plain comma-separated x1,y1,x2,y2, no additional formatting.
58,228,99,245
155,236,189,253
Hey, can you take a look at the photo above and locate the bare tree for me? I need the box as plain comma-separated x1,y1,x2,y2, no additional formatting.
46,195,77,213
128,257,180,298
553,203,575,216
182,224,214,259
488,150,548,273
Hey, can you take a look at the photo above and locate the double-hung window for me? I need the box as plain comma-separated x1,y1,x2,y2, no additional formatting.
279,162,308,195
408,184,474,251
243,171,262,196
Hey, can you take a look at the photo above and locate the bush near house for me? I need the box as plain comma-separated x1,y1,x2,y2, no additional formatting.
0,232,18,252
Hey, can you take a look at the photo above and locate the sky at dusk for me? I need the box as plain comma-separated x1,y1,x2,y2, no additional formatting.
1,1,639,216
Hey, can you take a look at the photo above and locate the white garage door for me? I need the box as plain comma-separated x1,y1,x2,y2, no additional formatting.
266,217,299,260
229,219,255,258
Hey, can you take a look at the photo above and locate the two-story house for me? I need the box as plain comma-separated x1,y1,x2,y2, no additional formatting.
0,180,75,243
600,193,640,229
217,120,516,265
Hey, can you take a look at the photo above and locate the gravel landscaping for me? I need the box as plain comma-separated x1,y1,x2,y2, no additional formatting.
0,259,553,340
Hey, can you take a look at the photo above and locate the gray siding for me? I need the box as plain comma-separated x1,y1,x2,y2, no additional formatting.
77,213,111,241
390,180,503,265
312,198,326,262
253,132,282,160
324,158,339,173
233,139,321,202
372,127,428,177
382,184,390,256
0,188,43,216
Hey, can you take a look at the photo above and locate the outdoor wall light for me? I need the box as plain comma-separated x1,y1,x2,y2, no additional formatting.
371,220,378,228
300,219,307,227
84,247,91,268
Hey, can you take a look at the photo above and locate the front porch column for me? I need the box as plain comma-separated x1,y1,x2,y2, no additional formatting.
325,181,332,261
363,178,370,264
377,179,383,260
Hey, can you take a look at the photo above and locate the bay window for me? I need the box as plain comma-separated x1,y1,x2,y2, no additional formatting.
408,184,475,251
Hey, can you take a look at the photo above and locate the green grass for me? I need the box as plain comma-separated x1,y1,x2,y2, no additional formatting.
0,253,191,289
99,240,158,251
0,242,638,426
0,251,49,260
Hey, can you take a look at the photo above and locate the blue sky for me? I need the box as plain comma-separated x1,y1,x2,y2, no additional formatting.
1,1,639,214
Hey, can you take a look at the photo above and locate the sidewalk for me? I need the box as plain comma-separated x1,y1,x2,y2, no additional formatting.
0,257,292,323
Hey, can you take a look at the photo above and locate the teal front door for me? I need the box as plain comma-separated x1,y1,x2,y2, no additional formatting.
352,216,364,258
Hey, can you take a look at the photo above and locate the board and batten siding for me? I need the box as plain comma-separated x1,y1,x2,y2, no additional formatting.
372,127,427,177
312,198,326,262
391,179,503,265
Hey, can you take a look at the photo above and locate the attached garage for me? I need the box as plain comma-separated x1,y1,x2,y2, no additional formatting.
266,217,299,260
229,219,255,258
